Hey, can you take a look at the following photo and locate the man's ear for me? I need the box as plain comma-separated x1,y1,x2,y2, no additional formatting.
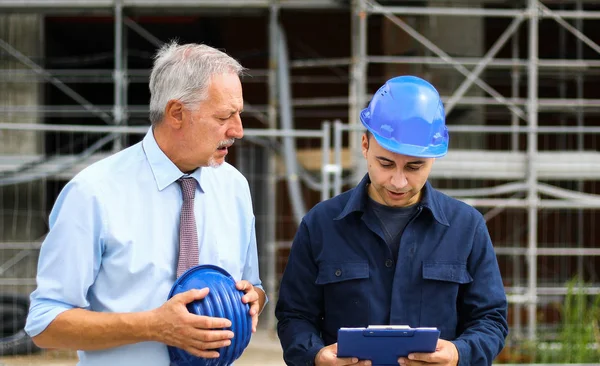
361,133,369,159
164,100,185,129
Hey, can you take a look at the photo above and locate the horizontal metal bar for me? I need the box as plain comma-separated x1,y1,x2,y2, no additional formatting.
292,97,350,107
284,96,600,109
0,0,343,10
447,125,600,134
339,122,600,134
2,97,600,116
368,6,524,17
7,122,600,135
0,104,267,115
0,123,325,137
495,247,600,256
459,199,600,209
289,57,351,68
444,97,600,108
0,278,37,285
0,242,41,250
506,286,600,296
367,6,600,19
368,56,600,69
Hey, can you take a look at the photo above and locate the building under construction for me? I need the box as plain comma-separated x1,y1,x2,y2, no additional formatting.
1,0,600,362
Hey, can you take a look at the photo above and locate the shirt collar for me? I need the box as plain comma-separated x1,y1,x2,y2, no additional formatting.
335,173,449,226
142,127,204,192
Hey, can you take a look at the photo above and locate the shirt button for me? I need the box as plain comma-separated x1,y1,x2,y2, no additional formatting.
385,259,393,268
335,269,342,276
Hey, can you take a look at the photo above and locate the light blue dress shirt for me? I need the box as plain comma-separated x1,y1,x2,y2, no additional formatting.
25,127,264,366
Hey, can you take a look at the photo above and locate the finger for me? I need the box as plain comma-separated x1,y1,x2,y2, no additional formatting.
185,346,220,359
251,313,258,333
242,290,258,305
398,357,428,366
189,329,235,342
248,298,260,316
407,352,436,363
235,280,250,292
335,356,359,365
174,288,209,304
190,315,232,329
357,361,372,366
191,338,233,351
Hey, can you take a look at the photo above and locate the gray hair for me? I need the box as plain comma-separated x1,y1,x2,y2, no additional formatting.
148,41,245,125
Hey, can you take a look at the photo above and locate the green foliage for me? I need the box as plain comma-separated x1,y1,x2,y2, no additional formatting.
496,277,600,364
544,277,600,363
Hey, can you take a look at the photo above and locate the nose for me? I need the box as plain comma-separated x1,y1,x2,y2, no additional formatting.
390,169,408,189
227,113,244,139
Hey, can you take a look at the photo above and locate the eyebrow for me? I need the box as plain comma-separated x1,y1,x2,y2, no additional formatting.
224,108,244,115
376,156,425,165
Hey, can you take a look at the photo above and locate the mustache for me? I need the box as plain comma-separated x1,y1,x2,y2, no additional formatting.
218,139,235,148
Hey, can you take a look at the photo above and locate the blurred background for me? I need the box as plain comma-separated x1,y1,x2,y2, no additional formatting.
1,0,600,364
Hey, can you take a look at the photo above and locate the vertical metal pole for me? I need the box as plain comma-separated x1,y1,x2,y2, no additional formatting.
350,0,367,183
575,0,585,281
113,0,124,152
511,25,520,152
558,2,567,151
122,17,129,147
333,120,343,196
510,2,522,339
321,121,331,201
265,0,279,333
526,0,539,341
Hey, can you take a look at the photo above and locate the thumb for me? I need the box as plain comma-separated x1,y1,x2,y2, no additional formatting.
174,288,209,304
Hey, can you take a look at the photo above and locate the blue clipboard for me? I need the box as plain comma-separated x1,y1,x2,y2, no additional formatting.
337,325,440,366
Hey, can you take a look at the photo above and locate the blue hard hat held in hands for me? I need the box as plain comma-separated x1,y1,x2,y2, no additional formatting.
167,265,252,366
360,75,449,158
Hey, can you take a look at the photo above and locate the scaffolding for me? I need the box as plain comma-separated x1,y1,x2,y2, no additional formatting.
1,0,600,347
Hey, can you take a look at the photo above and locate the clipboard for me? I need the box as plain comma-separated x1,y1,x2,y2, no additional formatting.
337,325,440,366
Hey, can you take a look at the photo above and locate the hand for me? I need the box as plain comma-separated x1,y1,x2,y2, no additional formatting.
315,343,372,366
235,280,260,333
149,288,234,358
398,339,459,365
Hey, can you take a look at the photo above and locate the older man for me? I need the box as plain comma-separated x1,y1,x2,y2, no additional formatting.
25,42,266,366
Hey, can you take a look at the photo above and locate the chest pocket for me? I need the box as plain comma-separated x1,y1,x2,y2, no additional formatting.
422,261,473,284
315,262,369,285
316,261,370,329
420,261,473,337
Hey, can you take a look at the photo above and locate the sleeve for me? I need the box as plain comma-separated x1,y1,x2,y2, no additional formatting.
242,215,266,296
452,216,509,366
275,219,324,366
24,179,104,337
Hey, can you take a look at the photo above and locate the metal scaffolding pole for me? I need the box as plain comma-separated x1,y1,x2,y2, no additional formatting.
349,0,367,178
264,0,279,333
526,0,539,342
113,0,126,152
510,2,522,339
575,0,586,282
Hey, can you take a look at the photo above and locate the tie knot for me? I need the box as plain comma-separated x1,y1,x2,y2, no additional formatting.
178,177,196,200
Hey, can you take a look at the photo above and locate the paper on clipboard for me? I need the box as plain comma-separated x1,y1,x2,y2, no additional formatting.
337,325,440,366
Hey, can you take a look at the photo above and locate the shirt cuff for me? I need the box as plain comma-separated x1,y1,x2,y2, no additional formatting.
451,339,470,366
304,344,324,366
25,299,74,337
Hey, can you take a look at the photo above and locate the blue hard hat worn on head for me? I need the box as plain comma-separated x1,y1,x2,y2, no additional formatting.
360,75,449,158
167,265,252,366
